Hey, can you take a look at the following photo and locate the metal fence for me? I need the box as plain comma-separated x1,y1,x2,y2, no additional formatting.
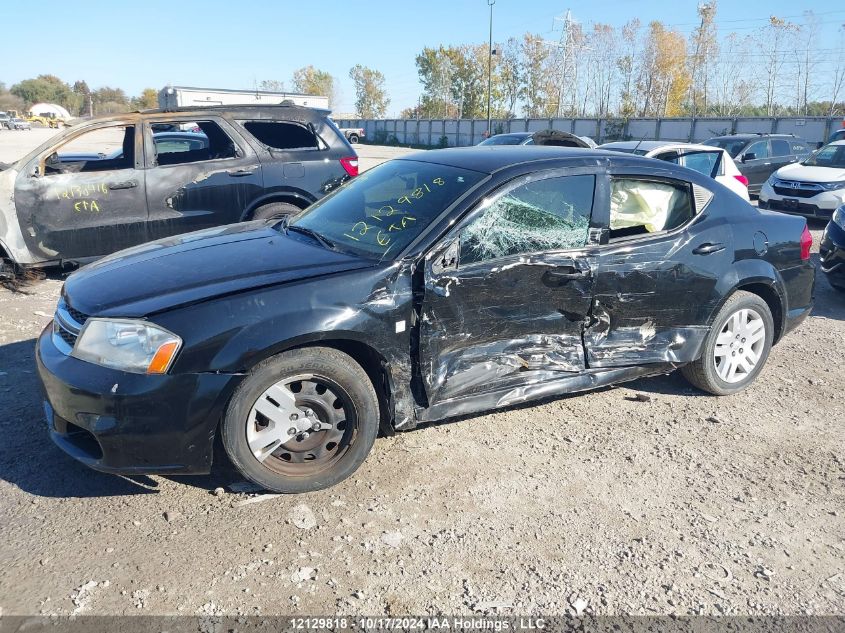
334,116,844,147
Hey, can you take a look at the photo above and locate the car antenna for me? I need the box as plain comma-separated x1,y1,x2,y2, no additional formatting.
632,134,647,154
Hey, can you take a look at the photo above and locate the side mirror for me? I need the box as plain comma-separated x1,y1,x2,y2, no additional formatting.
431,238,459,275
742,152,756,162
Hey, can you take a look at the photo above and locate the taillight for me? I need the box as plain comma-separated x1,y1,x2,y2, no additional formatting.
734,174,749,187
800,224,812,260
340,156,358,177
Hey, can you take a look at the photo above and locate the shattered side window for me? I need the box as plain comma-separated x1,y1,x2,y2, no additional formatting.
151,120,235,166
609,178,694,239
242,121,319,150
459,175,594,265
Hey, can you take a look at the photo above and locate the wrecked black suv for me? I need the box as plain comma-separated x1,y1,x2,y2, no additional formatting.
0,104,357,270
37,146,814,493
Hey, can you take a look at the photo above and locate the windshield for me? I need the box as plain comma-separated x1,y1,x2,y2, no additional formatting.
703,138,747,157
803,144,845,169
291,160,486,259
479,135,528,146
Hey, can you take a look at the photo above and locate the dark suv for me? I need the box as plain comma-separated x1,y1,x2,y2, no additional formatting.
0,104,358,269
703,134,812,195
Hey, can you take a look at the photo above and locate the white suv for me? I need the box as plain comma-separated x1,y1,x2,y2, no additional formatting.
598,141,750,201
759,140,845,218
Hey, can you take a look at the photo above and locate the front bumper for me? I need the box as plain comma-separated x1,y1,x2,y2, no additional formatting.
759,182,845,218
36,323,242,475
820,219,845,288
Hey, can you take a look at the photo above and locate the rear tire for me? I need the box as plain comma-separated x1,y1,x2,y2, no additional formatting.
251,201,302,222
681,291,774,395
348,133,359,144
222,347,379,493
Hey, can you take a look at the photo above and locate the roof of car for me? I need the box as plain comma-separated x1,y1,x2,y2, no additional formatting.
396,146,625,173
600,140,728,153
64,103,329,127
708,133,797,140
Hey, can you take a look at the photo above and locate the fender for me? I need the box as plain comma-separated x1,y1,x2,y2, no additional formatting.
0,166,42,265
710,257,787,338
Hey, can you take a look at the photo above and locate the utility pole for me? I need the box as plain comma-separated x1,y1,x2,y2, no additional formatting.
486,0,495,135
552,9,573,118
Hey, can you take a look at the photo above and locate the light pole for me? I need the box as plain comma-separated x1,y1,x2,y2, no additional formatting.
486,0,495,136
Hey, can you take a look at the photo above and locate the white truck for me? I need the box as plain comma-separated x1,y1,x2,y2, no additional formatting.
336,126,365,144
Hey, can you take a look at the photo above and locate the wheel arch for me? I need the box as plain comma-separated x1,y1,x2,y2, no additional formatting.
710,267,787,345
241,189,317,221
231,332,397,437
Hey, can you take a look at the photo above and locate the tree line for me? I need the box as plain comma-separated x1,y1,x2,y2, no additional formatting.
0,75,161,116
4,6,843,122
406,6,845,120
0,64,391,119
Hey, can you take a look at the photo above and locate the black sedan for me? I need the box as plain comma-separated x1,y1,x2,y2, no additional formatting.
820,205,845,292
37,147,815,493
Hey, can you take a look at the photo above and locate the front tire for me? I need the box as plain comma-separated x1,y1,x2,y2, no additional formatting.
348,133,359,144
222,347,379,493
681,291,774,395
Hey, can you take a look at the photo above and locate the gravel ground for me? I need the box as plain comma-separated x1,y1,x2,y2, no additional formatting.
0,133,843,617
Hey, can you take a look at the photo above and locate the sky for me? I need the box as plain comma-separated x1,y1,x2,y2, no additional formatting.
1,0,843,116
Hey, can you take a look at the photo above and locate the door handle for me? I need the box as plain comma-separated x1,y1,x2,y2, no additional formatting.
692,242,725,255
763,162,771,166
542,266,588,286
108,180,137,190
227,168,256,177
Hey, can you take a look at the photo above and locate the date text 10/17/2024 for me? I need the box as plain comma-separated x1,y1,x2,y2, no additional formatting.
290,617,548,630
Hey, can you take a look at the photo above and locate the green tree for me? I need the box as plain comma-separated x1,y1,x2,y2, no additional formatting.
10,74,78,112
415,46,456,117
291,66,336,106
521,34,552,117
0,82,25,113
498,38,523,118
93,86,129,114
349,64,389,118
131,88,159,110
72,80,91,116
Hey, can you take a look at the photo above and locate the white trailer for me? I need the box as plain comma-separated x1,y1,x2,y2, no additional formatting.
158,86,329,110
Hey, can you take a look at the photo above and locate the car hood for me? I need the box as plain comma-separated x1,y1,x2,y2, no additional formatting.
775,163,845,182
63,221,376,318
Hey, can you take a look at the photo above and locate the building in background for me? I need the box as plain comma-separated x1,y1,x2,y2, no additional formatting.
158,86,329,110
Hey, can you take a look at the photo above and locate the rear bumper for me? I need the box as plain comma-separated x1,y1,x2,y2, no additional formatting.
36,323,242,475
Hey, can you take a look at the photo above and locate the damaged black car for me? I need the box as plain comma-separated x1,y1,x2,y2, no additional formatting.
37,146,815,493
0,104,357,272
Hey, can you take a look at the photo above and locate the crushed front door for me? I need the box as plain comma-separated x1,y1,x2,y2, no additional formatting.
419,171,601,408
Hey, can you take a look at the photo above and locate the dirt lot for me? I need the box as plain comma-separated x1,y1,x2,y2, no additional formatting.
0,131,843,617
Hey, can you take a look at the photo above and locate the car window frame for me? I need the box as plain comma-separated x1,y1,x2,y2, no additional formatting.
236,119,329,153
141,115,250,169
771,139,793,158
33,120,142,177
600,173,704,246
428,166,606,271
742,139,770,161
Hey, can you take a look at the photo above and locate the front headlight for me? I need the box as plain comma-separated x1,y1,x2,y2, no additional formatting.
833,206,845,229
71,319,182,374
767,173,780,186
819,180,845,191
